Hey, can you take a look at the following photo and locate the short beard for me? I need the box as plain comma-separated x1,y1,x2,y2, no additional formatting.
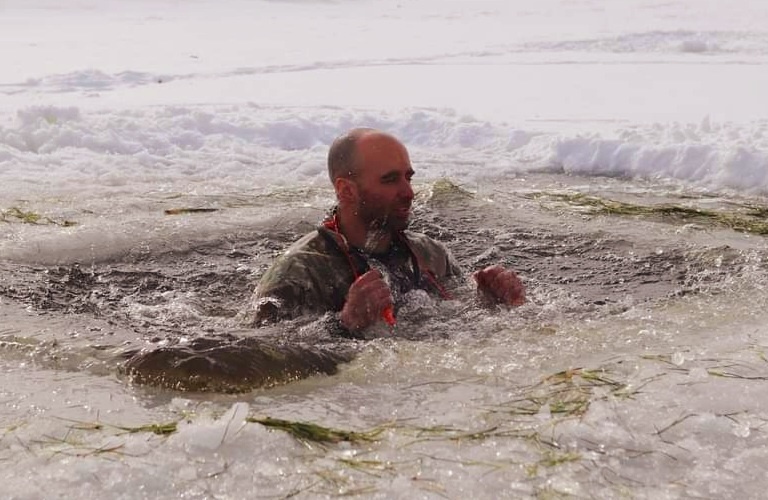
359,206,409,233
357,204,409,253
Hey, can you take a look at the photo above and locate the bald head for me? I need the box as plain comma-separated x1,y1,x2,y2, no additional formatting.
327,128,401,182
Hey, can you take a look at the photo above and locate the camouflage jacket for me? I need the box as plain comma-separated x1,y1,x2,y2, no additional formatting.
253,222,462,325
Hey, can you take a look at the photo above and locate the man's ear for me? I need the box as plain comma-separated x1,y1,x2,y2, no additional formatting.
334,177,358,203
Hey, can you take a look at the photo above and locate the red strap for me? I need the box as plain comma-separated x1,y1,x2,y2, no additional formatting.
324,215,361,280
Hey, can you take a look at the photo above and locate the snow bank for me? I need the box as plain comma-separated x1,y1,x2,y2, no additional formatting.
2,105,767,197
551,119,768,192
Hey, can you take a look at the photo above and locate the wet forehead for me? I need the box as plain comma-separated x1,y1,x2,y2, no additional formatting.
355,133,411,175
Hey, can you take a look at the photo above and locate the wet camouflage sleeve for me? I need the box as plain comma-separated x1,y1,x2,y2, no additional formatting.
253,231,356,323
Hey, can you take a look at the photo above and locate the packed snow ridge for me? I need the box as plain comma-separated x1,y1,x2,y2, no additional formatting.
1,105,767,196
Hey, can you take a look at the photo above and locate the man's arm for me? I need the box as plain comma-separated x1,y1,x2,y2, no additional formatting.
253,280,306,324
253,230,354,325
411,232,525,307
254,269,394,338
444,250,525,307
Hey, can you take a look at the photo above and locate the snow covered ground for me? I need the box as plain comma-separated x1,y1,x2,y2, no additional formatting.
2,0,768,201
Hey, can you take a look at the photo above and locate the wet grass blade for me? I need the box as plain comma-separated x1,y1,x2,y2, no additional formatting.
1,206,77,226
114,422,179,435
246,416,384,444
61,418,179,436
532,192,768,235
164,208,220,215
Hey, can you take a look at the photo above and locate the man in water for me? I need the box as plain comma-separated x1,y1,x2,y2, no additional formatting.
254,128,525,335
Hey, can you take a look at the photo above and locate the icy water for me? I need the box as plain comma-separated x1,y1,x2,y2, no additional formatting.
3,0,768,497
3,175,768,499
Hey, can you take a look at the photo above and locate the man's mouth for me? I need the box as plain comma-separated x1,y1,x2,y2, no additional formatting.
392,206,411,218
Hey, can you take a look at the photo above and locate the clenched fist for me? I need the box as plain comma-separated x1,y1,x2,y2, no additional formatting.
474,264,525,306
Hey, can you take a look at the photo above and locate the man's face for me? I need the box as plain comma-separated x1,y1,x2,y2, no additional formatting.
352,134,415,233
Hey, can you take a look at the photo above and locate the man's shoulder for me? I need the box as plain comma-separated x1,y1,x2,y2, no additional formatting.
401,230,463,280
283,229,327,254
266,228,338,272
261,226,356,283
402,230,449,255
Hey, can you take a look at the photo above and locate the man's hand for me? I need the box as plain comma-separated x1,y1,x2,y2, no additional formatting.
474,264,526,306
340,270,394,331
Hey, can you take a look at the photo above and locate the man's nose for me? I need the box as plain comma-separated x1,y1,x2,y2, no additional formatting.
400,180,414,201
